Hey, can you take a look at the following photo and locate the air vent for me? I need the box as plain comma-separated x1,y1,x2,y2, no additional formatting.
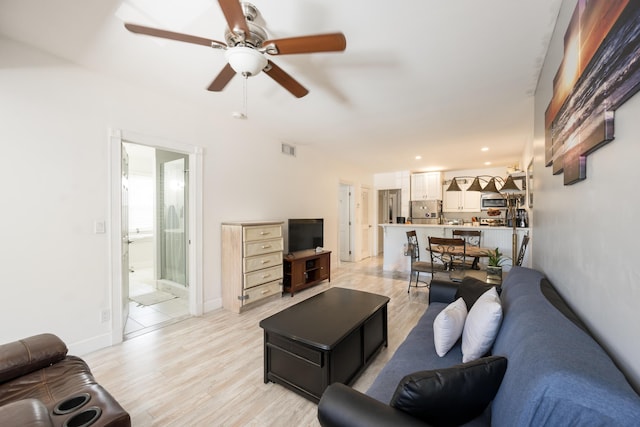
281,143,296,157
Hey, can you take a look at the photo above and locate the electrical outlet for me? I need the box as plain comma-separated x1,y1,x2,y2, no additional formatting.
100,309,111,323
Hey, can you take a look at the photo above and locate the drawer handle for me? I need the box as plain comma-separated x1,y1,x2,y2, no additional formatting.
262,274,271,279
261,290,270,295
261,245,272,249
261,260,270,264
260,231,270,235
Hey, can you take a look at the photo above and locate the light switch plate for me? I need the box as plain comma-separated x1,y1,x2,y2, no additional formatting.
94,221,106,234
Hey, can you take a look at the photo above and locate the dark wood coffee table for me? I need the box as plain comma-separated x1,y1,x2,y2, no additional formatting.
259,287,390,402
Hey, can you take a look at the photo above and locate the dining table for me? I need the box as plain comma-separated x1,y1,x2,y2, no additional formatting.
427,245,494,270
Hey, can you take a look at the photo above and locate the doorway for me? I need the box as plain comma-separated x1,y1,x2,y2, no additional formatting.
377,189,402,255
339,184,354,262
359,186,372,260
109,128,203,345
123,143,190,338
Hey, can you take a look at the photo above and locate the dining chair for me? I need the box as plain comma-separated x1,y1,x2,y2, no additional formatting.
406,231,439,292
452,229,481,270
515,233,530,266
428,236,467,282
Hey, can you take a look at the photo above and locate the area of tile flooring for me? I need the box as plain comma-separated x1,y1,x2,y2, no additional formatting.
126,268,189,338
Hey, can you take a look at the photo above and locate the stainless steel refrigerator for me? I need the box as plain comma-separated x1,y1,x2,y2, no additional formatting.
410,200,442,224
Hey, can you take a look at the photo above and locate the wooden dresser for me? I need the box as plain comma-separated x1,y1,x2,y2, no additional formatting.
221,221,284,313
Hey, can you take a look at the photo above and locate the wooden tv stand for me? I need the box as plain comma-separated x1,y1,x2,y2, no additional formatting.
283,250,331,296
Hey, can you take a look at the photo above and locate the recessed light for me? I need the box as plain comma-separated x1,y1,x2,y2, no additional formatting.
415,155,422,160
481,147,489,152
484,161,492,165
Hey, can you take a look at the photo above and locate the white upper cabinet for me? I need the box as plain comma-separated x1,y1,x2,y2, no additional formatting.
442,179,481,212
411,172,443,200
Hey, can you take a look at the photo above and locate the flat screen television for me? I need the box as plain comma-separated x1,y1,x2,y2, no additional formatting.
288,218,324,253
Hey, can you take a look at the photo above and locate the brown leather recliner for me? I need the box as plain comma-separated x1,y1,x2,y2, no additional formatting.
0,333,130,427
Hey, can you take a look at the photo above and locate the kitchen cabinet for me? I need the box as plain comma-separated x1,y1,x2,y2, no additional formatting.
411,172,443,200
443,179,481,212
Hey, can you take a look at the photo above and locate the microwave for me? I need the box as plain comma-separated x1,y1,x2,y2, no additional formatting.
481,194,508,210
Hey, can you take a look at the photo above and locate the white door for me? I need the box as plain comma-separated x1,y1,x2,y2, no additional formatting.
121,144,130,333
339,184,352,262
360,187,371,260
157,151,189,286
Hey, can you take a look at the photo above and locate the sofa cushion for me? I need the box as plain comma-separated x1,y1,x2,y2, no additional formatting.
455,277,494,310
390,356,507,426
433,297,467,357
0,334,67,383
0,356,131,426
491,267,640,426
461,287,502,363
366,302,464,404
0,399,52,427
0,356,95,406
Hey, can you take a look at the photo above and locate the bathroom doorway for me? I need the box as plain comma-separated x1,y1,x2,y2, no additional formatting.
124,142,190,338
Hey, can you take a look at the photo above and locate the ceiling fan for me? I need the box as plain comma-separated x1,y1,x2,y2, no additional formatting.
124,0,347,98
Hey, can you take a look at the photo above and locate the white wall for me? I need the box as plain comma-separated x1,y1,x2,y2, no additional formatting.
533,0,640,390
0,36,372,354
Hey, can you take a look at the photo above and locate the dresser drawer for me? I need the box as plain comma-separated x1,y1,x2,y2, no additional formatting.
244,252,283,273
244,225,283,242
244,280,282,305
244,238,283,257
245,265,283,289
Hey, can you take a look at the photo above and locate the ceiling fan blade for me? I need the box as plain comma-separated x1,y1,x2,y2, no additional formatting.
218,0,250,37
263,33,346,55
263,60,309,98
124,23,226,48
207,64,236,91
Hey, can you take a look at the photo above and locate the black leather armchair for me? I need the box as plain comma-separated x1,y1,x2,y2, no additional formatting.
0,334,130,427
318,383,429,427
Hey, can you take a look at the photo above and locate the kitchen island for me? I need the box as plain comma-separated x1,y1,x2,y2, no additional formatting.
379,223,530,273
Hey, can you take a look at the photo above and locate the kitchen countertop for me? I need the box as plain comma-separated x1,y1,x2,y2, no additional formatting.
379,223,530,273
379,223,528,231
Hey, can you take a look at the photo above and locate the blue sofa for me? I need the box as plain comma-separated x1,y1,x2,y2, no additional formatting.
318,267,640,426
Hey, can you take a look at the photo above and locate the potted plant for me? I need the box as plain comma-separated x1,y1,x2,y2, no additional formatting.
486,247,507,283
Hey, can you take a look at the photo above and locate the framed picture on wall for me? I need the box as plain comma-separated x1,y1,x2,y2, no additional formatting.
527,159,533,208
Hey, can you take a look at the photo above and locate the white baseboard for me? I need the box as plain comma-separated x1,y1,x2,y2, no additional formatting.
70,332,114,357
204,297,222,313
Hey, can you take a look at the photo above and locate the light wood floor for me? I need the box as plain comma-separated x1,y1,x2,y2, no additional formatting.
84,256,430,426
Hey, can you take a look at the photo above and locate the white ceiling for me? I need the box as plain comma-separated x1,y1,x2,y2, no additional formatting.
0,0,563,174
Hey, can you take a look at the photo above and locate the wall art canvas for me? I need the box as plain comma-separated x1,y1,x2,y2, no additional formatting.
545,1,640,185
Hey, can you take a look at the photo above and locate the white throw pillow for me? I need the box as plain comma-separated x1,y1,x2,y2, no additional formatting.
461,287,503,363
433,297,468,357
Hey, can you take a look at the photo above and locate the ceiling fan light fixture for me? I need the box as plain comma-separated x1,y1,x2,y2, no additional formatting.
225,46,267,76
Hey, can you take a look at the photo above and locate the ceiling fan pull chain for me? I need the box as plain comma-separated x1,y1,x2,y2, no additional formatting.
243,73,248,119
